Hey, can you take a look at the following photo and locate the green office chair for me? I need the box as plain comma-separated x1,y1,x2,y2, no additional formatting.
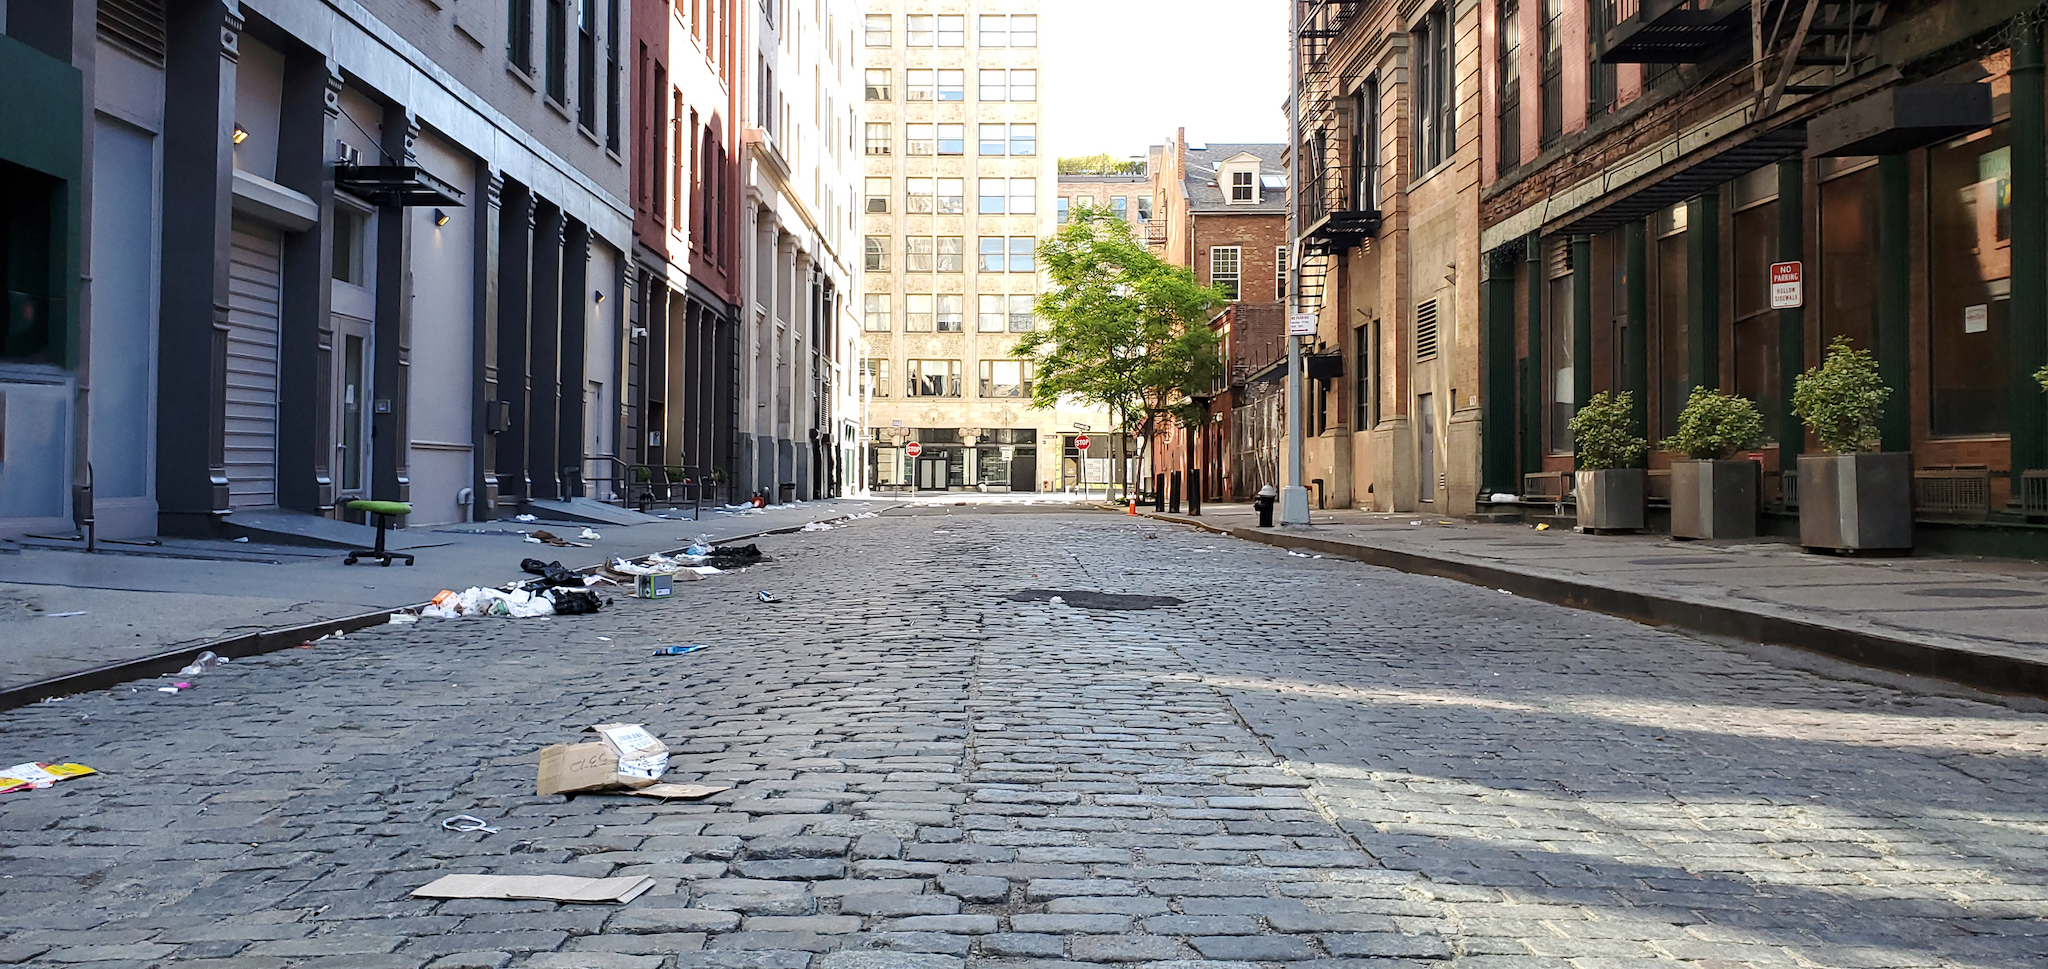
343,500,414,566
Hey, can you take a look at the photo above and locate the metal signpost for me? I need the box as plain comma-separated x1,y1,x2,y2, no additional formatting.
1280,9,1312,525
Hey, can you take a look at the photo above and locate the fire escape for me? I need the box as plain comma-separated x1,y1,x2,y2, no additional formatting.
1293,0,1379,320
1599,0,1889,116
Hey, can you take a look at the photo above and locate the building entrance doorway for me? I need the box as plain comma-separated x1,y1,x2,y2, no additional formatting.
332,314,374,517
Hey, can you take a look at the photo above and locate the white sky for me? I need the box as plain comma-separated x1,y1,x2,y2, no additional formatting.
1039,0,1289,161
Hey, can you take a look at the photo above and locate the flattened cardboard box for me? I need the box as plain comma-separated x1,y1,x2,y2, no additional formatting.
536,723,670,795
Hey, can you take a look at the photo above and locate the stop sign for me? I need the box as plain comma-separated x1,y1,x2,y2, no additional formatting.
905,441,924,458
1075,434,1090,451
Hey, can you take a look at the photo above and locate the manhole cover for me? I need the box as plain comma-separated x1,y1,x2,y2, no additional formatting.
1631,557,1730,566
1903,587,2041,599
1008,590,1184,610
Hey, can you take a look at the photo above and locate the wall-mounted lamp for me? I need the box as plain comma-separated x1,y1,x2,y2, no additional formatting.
232,123,249,145
594,290,606,304
433,209,451,226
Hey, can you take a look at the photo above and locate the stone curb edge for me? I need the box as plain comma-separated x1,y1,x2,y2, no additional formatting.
1139,510,2048,700
0,506,901,713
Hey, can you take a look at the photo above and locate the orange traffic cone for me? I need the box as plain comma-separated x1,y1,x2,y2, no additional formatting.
1127,497,1136,516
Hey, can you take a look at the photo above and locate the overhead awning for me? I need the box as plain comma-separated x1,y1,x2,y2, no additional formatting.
1808,82,1993,157
335,164,465,206
1552,124,1807,237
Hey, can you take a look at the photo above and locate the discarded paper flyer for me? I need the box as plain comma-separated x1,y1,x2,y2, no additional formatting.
0,762,98,795
619,782,729,800
411,873,655,904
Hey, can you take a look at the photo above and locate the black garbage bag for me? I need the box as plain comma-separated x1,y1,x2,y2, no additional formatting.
706,543,762,563
520,559,584,588
546,588,607,614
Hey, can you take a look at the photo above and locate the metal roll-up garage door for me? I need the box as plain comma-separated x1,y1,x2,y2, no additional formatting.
225,220,283,509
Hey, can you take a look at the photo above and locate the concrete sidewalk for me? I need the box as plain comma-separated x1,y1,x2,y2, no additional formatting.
1137,502,2048,697
0,499,883,705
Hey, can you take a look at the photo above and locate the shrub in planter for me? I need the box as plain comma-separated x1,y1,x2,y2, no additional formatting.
1667,388,1766,539
2036,363,2048,393
1568,391,1647,531
1792,337,1909,551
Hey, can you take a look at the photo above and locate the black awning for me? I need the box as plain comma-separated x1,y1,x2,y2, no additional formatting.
1808,82,1993,157
335,164,466,206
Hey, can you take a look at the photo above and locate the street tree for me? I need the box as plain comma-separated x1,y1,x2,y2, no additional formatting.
1013,203,1225,497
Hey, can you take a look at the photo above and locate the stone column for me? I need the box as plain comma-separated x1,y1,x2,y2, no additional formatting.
2009,15,2046,482
557,219,590,497
1776,160,1805,462
372,110,418,510
155,1,240,534
1877,154,1911,452
1480,246,1518,495
276,58,342,516
474,169,503,519
495,181,535,504
528,202,565,499
1521,233,1543,477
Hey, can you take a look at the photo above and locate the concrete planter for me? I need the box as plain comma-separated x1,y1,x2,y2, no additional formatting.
1574,468,1646,532
1798,452,1912,552
1671,459,1757,540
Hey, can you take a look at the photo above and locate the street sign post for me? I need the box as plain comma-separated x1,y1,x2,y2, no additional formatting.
905,441,923,458
1769,261,1803,309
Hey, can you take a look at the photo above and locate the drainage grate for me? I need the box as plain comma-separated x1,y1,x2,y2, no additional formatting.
1008,590,1184,611
1902,587,2040,599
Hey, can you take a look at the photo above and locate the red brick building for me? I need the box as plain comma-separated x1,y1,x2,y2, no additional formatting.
1146,131,1289,501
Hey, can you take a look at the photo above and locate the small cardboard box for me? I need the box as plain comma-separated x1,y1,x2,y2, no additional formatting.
536,723,670,795
634,574,673,598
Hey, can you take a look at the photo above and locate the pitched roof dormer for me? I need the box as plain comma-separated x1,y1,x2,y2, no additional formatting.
1218,152,1264,204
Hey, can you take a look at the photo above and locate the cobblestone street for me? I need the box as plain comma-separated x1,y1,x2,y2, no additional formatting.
3,509,2045,969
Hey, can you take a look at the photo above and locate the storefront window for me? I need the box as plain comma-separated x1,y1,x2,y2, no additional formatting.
1928,125,2011,436
1653,203,1688,440
1818,160,1878,353
1548,243,1574,454
1731,168,1780,426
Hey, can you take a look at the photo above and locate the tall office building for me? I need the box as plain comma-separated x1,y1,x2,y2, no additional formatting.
856,1,1106,493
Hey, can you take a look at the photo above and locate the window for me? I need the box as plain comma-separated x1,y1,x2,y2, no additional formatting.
1009,237,1035,272
977,14,1033,47
1589,0,1617,115
1497,0,1520,176
906,68,934,101
605,0,621,152
1011,70,1036,101
1211,246,1241,300
937,178,964,214
1540,0,1564,145
1546,244,1572,451
332,207,367,284
865,177,889,213
905,294,935,332
861,358,889,397
937,15,964,46
865,122,890,155
1008,294,1036,331
937,123,964,156
937,236,964,272
1413,8,1454,174
863,293,890,331
1930,127,2012,436
906,236,934,273
545,0,567,102
905,177,934,213
1056,197,1070,224
1011,15,1036,47
1277,246,1289,301
979,179,1005,214
578,0,597,129
1655,203,1690,439
1009,178,1036,214
937,295,964,331
864,13,889,46
864,236,889,271
907,123,934,155
980,359,1033,397
865,68,890,100
1355,323,1372,431
1137,195,1153,221
978,294,1006,331
1353,79,1380,209
1819,160,1878,354
1010,124,1036,156
906,14,934,46
1111,196,1128,220
937,69,964,101
508,0,534,73
980,124,1007,155
980,69,1007,102
1230,170,1254,203
980,236,1006,271
1731,167,1782,419
907,359,961,396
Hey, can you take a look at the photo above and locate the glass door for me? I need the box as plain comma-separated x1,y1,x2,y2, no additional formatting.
333,316,374,517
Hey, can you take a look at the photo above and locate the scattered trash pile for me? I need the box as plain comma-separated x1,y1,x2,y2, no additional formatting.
799,511,877,532
417,559,615,619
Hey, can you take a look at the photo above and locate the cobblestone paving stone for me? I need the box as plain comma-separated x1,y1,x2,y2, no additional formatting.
2,509,2046,969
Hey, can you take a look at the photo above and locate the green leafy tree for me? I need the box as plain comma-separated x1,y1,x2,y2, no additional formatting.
1057,153,1145,176
1794,336,1891,453
1668,387,1766,460
1014,206,1225,492
1568,391,1647,470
